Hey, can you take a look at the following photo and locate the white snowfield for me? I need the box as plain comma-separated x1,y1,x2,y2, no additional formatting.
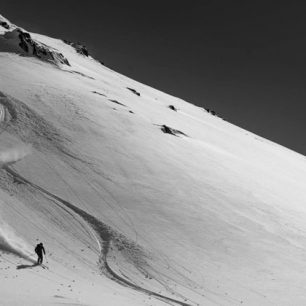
0,14,306,306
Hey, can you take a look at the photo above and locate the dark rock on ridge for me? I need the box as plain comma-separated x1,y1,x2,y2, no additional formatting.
1,28,70,66
0,21,10,29
63,39,89,57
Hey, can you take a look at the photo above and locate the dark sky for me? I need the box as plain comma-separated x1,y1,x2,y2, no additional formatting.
2,1,306,155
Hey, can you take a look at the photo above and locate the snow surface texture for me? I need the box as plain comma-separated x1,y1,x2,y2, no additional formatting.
1,13,306,306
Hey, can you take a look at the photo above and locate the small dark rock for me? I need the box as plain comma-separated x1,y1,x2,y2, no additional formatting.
160,125,188,137
109,99,126,107
168,105,177,111
161,125,174,135
0,21,10,29
63,39,89,57
92,91,106,97
205,108,217,116
127,87,140,96
19,39,29,53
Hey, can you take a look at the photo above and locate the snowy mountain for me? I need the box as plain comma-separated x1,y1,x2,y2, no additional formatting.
1,13,306,306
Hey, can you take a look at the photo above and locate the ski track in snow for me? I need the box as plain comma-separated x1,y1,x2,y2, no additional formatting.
4,166,195,306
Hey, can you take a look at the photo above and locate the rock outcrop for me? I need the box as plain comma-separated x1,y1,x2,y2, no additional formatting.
127,87,141,97
63,39,89,57
168,105,177,111
0,14,11,30
160,124,188,137
0,21,10,29
0,28,70,66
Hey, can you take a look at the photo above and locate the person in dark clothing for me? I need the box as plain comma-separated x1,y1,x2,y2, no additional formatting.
35,243,46,264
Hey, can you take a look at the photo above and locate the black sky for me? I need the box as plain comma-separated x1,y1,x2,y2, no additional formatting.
2,1,306,155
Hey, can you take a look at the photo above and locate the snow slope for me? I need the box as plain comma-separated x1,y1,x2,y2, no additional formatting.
1,14,306,306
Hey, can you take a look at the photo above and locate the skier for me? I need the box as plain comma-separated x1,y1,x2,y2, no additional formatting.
35,242,46,264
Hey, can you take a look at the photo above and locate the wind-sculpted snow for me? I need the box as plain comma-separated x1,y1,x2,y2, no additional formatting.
0,92,71,156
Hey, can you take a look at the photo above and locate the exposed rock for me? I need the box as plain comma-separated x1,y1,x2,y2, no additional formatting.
160,125,188,137
205,108,217,116
76,45,89,57
0,21,10,29
63,39,89,57
67,70,95,79
92,91,106,97
168,105,177,111
1,28,70,66
127,87,140,97
108,99,126,107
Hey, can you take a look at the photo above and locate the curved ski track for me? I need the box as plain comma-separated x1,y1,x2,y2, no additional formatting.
4,166,192,306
